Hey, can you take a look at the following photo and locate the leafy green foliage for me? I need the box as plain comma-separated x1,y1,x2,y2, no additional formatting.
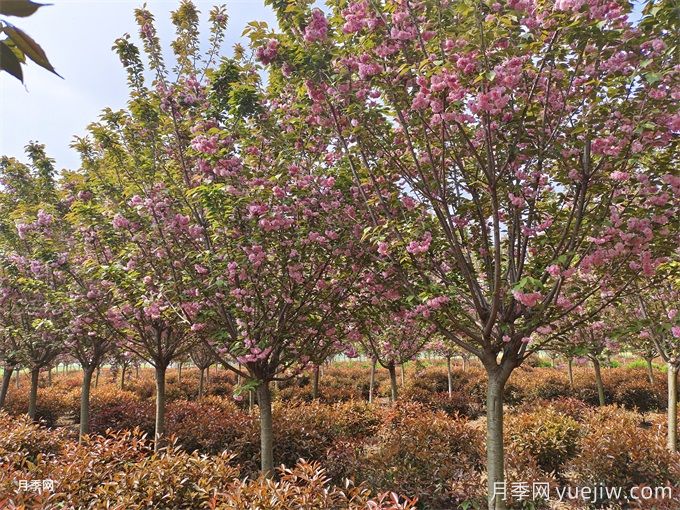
0,0,60,82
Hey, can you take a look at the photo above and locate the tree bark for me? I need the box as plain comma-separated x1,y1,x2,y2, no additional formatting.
15,367,20,388
646,358,654,384
567,358,574,389
154,365,167,452
462,357,468,371
47,367,52,386
257,381,274,477
668,364,678,452
198,368,205,398
388,364,398,402
368,359,376,403
486,371,509,510
0,365,14,408
120,364,127,390
447,356,453,397
28,367,40,421
592,358,605,406
79,366,95,441
312,365,320,399
178,362,183,384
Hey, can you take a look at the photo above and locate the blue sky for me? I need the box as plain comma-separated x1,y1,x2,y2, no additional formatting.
0,1,278,171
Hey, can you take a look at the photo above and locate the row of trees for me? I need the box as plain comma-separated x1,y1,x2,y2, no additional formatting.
1,1,677,508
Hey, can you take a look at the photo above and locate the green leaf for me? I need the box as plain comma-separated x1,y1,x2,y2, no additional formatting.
0,0,48,17
4,25,61,77
0,40,23,81
644,72,661,85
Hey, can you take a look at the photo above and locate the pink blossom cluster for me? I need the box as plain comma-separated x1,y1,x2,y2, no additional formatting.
304,9,329,43
512,290,544,308
406,232,432,255
255,39,279,65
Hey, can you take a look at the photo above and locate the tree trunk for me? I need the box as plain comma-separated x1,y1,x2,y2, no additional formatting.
567,358,574,389
47,367,52,386
400,363,405,386
28,367,40,421
0,365,14,408
198,368,205,398
135,365,139,378
486,372,508,510
312,365,320,399
120,364,127,390
178,362,183,384
15,367,20,389
249,389,253,412
646,358,654,384
462,357,468,371
257,381,274,477
79,366,95,441
368,359,376,403
154,365,167,452
592,358,605,406
388,364,398,402
668,364,678,452
447,356,453,397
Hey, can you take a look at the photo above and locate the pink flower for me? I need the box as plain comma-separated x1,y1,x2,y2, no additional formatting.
255,39,279,64
304,9,329,42
406,232,432,255
547,265,561,277
672,326,680,339
668,309,678,321
610,171,630,181
377,241,389,256
112,214,130,230
191,135,219,154
512,290,543,308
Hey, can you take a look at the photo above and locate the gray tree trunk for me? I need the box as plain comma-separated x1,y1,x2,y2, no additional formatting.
486,372,508,510
154,365,167,452
79,366,95,441
198,368,205,398
447,356,453,397
0,365,14,408
567,358,574,389
312,365,320,399
388,364,398,402
15,367,20,388
28,367,40,421
368,359,376,403
257,381,274,477
646,358,654,384
592,358,605,406
668,364,678,452
120,364,127,390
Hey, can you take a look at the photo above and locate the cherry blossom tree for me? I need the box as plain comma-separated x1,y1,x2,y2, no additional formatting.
0,145,67,420
250,0,679,504
632,266,680,451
